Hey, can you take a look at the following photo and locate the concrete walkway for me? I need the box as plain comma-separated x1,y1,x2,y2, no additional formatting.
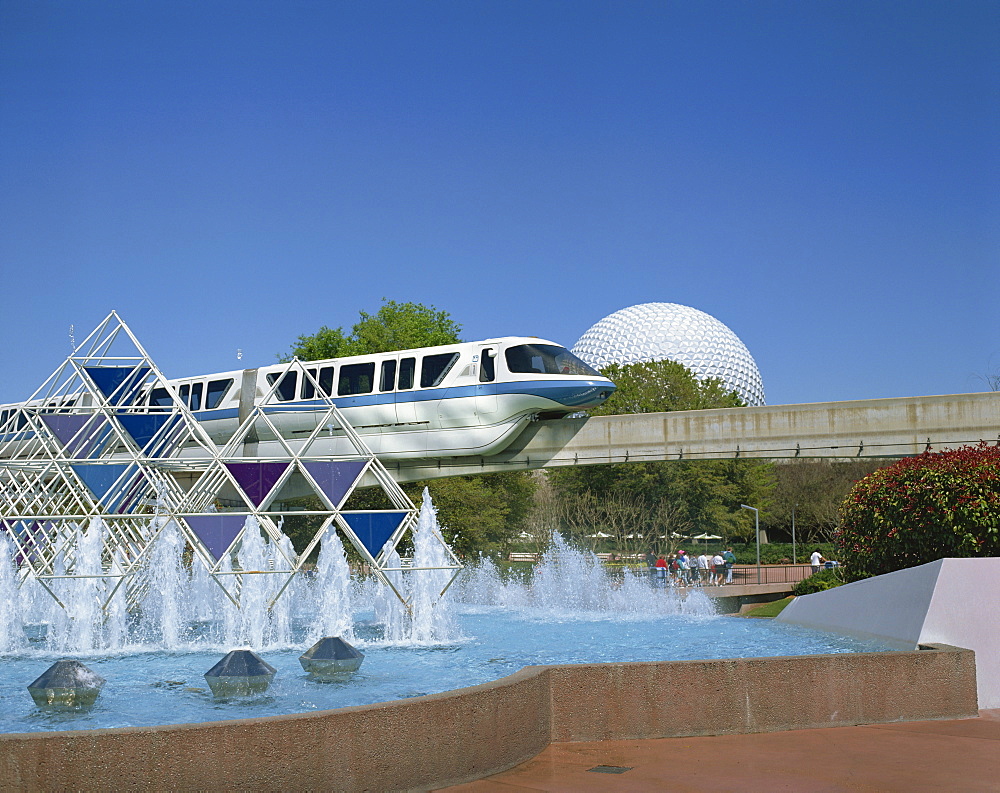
439,710,1000,792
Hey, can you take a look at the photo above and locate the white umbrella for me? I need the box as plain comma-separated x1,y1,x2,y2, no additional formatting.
585,532,612,538
692,533,722,541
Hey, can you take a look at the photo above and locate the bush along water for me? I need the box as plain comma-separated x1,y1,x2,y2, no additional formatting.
835,443,1000,581
793,568,844,596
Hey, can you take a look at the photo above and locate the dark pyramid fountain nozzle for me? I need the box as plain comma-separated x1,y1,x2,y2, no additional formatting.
299,636,364,680
204,649,276,697
27,659,106,709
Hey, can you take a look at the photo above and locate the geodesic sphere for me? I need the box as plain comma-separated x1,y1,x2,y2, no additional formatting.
572,303,765,406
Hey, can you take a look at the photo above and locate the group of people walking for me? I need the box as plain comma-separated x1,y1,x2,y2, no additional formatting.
647,548,737,587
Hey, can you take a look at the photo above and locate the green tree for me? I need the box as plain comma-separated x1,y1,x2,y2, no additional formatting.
769,459,888,544
546,359,773,544
285,325,349,361
836,443,1000,581
591,359,743,416
284,299,463,361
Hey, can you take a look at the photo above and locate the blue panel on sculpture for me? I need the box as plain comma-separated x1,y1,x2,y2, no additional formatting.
341,512,408,558
144,415,184,458
85,366,150,405
302,461,367,508
117,413,173,453
71,464,134,508
185,515,246,560
114,471,149,514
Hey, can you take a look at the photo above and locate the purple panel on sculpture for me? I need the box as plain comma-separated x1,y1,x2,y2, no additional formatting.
185,515,246,561
302,461,367,508
40,414,89,447
40,414,108,457
225,463,290,507
2,520,42,566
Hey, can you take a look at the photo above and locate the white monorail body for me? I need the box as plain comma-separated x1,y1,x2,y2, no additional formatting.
1,338,615,461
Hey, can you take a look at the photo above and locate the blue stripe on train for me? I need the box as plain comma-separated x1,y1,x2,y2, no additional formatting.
190,379,612,421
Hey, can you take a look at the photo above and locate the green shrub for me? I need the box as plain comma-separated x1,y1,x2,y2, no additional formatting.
836,443,1000,581
793,568,844,595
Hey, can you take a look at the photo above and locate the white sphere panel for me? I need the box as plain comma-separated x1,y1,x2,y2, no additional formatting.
572,302,765,406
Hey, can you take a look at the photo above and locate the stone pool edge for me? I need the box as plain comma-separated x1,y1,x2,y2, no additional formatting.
0,643,978,791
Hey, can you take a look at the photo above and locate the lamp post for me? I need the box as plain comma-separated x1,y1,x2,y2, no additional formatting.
791,503,797,565
741,504,760,584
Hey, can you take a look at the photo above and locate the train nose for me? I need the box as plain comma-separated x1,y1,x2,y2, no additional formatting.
579,381,616,407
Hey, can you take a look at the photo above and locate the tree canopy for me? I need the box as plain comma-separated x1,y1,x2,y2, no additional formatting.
547,358,773,546
590,359,743,416
836,443,1000,580
284,299,462,361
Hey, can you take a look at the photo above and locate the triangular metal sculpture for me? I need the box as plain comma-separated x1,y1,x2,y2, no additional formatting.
0,312,462,619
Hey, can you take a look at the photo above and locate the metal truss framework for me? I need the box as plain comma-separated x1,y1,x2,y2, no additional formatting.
0,312,462,615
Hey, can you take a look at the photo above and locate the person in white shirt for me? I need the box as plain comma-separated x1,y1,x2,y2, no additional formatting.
712,553,725,586
697,553,710,586
810,549,825,575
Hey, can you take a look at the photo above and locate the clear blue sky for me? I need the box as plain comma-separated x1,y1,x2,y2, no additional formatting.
2,1,997,406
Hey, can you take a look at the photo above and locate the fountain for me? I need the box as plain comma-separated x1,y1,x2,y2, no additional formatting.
0,487,899,735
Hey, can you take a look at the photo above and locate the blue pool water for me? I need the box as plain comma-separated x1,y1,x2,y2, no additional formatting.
0,604,893,734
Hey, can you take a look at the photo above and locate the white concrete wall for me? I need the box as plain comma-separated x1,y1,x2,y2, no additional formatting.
777,558,1000,708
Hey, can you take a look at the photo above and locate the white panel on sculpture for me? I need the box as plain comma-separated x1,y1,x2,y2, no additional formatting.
776,562,941,648
777,557,1000,708
572,302,765,406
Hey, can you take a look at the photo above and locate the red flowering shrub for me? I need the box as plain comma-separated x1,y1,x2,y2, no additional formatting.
835,443,1000,581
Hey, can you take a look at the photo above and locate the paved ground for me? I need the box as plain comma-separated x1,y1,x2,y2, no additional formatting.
439,710,1000,792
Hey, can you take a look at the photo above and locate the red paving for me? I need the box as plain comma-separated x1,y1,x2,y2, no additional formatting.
439,710,1000,792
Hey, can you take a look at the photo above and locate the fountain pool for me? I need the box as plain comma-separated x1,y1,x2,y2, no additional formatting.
0,568,893,734
0,495,895,734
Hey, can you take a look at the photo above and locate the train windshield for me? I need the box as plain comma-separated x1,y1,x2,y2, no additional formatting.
505,344,600,377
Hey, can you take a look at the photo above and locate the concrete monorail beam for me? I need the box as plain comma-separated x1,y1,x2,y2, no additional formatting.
386,390,1000,483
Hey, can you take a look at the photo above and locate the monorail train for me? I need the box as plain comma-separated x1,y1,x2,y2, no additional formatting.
0,338,616,461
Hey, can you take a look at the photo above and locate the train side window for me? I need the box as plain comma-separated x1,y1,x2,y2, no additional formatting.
205,379,233,409
149,387,173,407
398,357,415,390
338,362,375,396
302,369,317,400
319,366,334,396
179,384,190,406
266,371,298,402
1,409,28,431
479,348,496,383
420,352,460,388
380,360,397,391
190,382,203,411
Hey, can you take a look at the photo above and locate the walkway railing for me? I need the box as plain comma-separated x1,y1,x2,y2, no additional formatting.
506,553,819,587
728,564,813,585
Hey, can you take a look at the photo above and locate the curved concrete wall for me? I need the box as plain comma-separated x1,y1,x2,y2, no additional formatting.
0,645,977,791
